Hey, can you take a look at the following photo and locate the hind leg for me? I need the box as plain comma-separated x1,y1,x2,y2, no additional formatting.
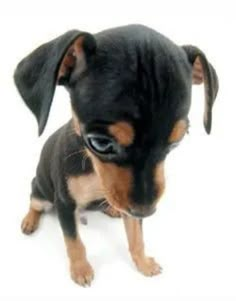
21,198,53,235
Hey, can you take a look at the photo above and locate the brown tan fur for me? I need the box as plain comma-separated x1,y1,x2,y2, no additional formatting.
123,215,162,276
168,120,188,143
67,173,104,208
21,198,53,234
21,207,42,234
109,121,134,146
58,36,85,83
31,198,53,212
57,46,76,81
86,150,132,213
64,236,94,286
191,56,210,126
155,161,165,199
192,56,204,84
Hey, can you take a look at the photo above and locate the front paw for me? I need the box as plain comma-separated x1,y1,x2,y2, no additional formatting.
70,260,94,287
135,256,162,277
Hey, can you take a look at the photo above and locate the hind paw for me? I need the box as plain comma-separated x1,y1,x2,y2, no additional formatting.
21,209,41,235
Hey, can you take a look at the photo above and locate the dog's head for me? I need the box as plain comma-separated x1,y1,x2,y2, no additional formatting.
14,25,219,218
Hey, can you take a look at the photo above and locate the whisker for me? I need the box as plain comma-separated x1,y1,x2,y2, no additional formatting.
67,132,77,137
82,154,88,170
65,148,87,160
97,200,108,209
66,126,76,135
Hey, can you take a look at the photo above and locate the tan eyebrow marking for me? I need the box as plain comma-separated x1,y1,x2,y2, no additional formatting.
168,120,188,143
108,121,134,146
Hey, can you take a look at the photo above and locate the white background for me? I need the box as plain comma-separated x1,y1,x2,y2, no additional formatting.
0,1,235,300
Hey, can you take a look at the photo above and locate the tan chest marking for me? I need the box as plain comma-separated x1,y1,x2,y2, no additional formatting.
67,173,104,207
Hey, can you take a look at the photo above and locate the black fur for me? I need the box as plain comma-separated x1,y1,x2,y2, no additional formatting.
14,30,96,135
14,25,219,238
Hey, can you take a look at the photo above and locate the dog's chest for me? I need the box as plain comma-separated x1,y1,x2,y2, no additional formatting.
67,172,104,207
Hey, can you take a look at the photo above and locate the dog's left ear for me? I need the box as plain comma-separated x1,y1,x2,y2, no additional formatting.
182,45,219,134
14,30,96,135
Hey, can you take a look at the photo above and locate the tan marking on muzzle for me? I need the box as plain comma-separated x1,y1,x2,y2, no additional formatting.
155,161,165,199
109,121,134,146
86,150,132,212
168,120,188,143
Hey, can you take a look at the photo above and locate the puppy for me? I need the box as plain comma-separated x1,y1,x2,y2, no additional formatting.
14,24,219,286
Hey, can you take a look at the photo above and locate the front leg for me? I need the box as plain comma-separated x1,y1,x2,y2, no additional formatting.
123,215,162,276
57,200,94,286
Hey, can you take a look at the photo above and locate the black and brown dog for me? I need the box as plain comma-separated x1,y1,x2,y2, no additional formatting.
14,24,218,286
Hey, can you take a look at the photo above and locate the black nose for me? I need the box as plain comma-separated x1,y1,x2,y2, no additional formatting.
127,206,156,218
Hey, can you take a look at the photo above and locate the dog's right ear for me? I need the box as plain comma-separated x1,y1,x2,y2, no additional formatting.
182,45,219,134
14,30,96,135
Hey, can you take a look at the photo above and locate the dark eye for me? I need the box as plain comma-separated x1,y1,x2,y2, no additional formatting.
86,134,118,155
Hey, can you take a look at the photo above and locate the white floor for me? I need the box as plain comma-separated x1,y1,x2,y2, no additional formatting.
0,2,235,299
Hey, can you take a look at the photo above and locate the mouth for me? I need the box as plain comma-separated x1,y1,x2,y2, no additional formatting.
126,207,156,218
113,205,156,218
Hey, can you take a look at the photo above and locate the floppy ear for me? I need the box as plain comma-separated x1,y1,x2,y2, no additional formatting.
182,45,219,134
14,30,96,135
